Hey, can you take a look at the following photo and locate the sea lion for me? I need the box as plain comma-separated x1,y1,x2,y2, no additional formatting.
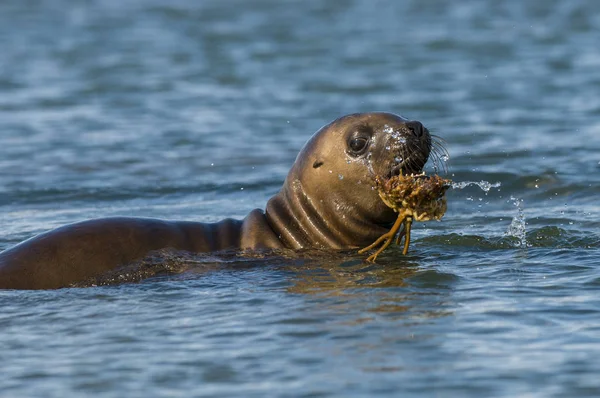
0,112,436,290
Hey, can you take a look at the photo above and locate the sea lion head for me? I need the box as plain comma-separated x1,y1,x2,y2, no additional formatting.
266,112,441,249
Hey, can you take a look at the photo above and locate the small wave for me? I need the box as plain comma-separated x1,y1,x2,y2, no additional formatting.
527,226,600,249
0,179,281,206
420,233,516,250
420,228,599,251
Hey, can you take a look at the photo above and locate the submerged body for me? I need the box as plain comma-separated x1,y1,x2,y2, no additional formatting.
0,212,281,289
0,112,442,289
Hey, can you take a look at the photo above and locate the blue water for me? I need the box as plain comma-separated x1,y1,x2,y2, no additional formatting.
1,0,600,396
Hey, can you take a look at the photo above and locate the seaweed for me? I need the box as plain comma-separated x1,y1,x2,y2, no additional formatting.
359,174,451,262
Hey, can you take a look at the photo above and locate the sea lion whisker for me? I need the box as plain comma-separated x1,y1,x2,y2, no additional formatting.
430,134,447,145
431,137,450,158
428,148,446,174
395,141,426,175
429,137,450,174
405,146,426,174
431,141,449,160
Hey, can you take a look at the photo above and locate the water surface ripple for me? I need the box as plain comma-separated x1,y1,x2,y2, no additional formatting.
1,0,600,397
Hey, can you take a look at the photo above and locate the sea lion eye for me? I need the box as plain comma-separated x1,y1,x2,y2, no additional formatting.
350,137,367,151
348,136,369,156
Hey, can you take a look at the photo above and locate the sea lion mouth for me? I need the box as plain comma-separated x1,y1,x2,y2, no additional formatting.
383,126,449,179
379,124,433,180
385,154,428,179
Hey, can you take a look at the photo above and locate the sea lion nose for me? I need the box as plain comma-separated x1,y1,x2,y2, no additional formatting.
405,121,424,138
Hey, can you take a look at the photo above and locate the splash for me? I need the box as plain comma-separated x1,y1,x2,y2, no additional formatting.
506,196,528,248
451,180,501,193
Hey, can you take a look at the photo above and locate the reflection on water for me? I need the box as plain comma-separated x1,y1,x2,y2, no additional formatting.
283,252,455,322
79,247,455,323
286,257,415,294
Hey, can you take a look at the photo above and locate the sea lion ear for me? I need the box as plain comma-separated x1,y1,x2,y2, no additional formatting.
312,160,324,169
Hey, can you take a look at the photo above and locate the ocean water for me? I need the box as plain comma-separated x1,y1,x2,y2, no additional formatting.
1,0,600,396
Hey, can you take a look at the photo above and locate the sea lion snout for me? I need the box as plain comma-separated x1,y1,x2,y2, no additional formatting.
377,120,432,178
405,120,426,138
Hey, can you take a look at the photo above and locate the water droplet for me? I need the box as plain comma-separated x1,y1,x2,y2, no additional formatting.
506,196,528,248
451,181,501,192
394,156,403,163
